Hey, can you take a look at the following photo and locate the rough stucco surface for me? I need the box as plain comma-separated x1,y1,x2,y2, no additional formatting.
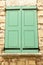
0,0,43,65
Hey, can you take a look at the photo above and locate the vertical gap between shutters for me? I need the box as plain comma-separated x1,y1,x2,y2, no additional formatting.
21,7,22,53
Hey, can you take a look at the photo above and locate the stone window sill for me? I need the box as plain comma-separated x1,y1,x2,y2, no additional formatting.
0,53,42,57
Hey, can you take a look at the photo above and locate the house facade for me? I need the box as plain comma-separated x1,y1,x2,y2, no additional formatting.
0,0,43,65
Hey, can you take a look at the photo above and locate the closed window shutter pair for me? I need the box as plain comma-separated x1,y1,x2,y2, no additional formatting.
5,6,39,53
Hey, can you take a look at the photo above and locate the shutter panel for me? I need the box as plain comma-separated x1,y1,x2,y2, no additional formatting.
22,6,38,53
5,6,21,53
5,6,38,53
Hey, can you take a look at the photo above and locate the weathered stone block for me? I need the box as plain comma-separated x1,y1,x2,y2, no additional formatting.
38,25,41,30
0,33,4,38
6,0,36,6
0,16,5,23
38,11,43,16
0,23,5,30
2,62,5,65
4,62,9,65
38,0,43,6
0,30,4,33
10,62,16,65
26,60,29,65
0,11,5,16
0,39,4,44
17,59,25,65
0,57,4,62
38,30,43,37
0,44,4,50
29,60,36,65
38,16,43,24
0,1,5,6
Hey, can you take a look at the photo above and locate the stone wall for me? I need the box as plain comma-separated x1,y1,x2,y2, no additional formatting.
38,0,43,53
0,0,43,65
0,55,42,65
6,0,36,6
0,0,5,53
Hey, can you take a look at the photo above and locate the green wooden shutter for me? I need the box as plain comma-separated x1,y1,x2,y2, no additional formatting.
22,6,38,53
5,7,21,53
5,6,38,53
